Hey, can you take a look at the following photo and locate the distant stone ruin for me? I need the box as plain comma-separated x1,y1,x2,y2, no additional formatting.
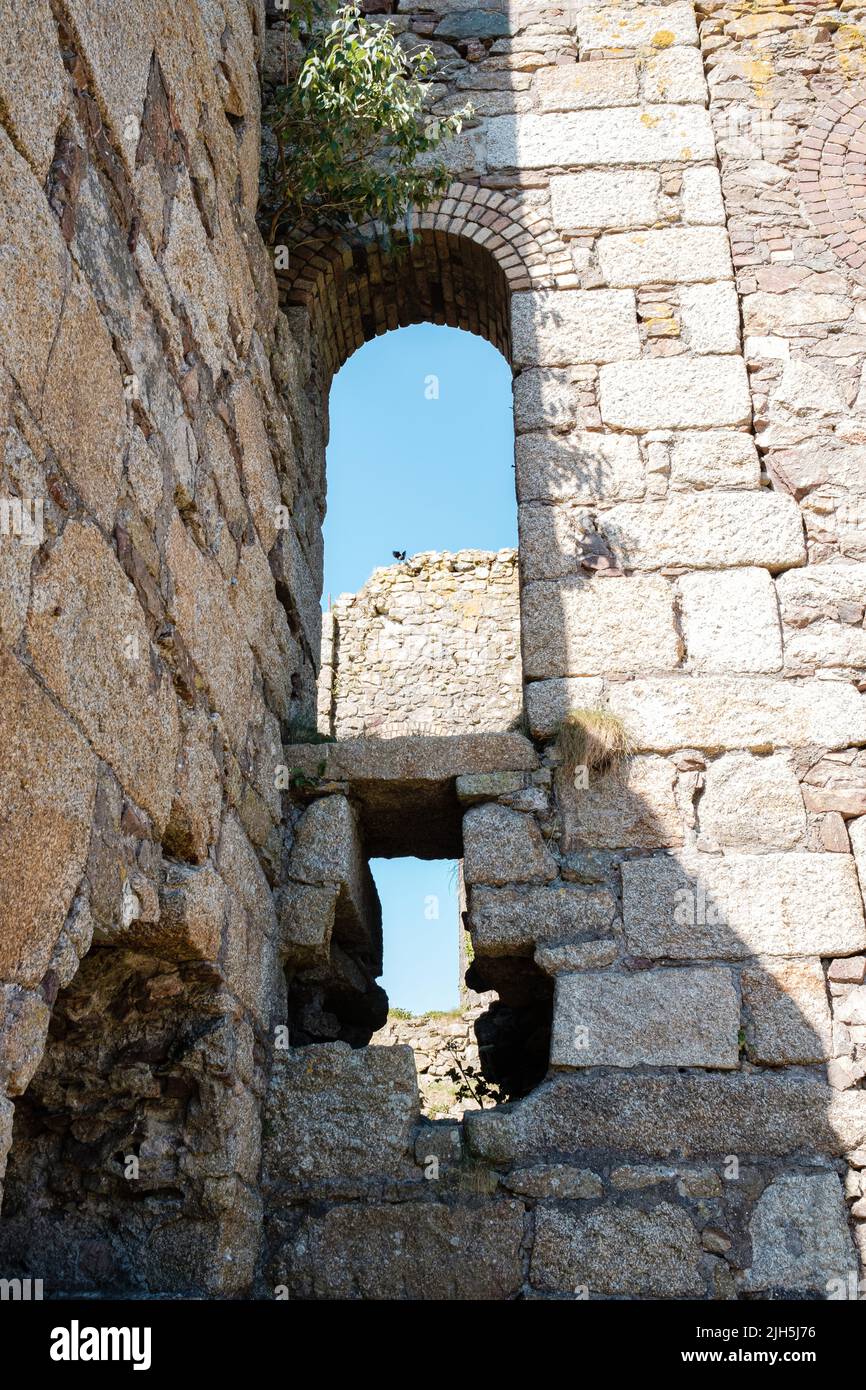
318,549,522,739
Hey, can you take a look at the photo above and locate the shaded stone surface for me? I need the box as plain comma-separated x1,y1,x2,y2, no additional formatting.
270,1200,525,1300
550,967,739,1069
561,756,681,850
532,1202,704,1296
263,1043,418,1186
0,650,96,985
466,1073,866,1165
744,1174,857,1295
27,521,178,831
741,958,833,1065
469,883,619,954
463,804,558,885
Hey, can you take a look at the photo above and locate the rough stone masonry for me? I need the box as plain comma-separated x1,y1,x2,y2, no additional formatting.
2,0,866,1301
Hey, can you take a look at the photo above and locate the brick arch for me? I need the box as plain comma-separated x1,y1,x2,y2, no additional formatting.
798,88,866,277
276,182,575,381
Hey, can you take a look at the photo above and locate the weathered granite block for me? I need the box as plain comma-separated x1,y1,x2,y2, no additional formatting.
681,164,726,224
776,563,866,675
600,493,804,571
535,60,639,112
525,676,606,740
621,852,866,958
532,1202,704,1297
741,958,833,1065
513,367,583,432
599,356,751,429
678,568,783,672
643,45,707,102
550,169,659,232
744,1174,857,1295
270,1201,525,1300
698,752,806,851
465,1073,866,1164
463,804,558,885
487,106,714,171
680,282,741,354
572,3,699,50
469,883,619,954
521,575,680,678
511,288,640,367
287,795,381,960
668,430,760,489
607,677,866,751
561,755,682,850
598,227,732,287
263,1043,418,1185
550,967,739,1068
515,430,643,504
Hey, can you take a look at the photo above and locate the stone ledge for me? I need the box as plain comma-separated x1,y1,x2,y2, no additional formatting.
285,733,538,783
284,733,539,857
465,1073,866,1164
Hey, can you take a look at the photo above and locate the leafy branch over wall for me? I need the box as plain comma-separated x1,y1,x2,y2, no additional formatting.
261,3,471,245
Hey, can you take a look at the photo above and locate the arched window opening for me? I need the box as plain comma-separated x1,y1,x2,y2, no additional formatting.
277,265,556,1111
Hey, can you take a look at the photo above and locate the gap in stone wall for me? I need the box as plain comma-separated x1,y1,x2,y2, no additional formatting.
282,784,552,1113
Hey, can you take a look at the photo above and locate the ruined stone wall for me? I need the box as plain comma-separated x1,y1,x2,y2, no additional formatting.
318,549,522,737
373,1001,495,1119
4,0,866,1303
0,0,321,1295
269,0,866,1300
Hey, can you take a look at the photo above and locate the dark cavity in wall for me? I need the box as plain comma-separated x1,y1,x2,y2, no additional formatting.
0,946,238,1296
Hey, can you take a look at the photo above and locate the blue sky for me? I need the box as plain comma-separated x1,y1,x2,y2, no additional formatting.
323,322,516,602
325,323,514,1012
370,857,462,1014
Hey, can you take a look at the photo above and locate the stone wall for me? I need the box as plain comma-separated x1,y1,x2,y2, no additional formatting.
318,549,522,738
700,0,866,567
271,0,866,1300
4,0,866,1302
0,0,319,1295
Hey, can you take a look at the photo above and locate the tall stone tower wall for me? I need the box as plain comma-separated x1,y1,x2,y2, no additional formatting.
0,0,319,1295
1,0,866,1300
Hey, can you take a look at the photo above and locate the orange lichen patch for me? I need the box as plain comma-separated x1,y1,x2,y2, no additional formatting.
743,56,774,109
651,29,675,48
836,26,866,82
640,111,661,128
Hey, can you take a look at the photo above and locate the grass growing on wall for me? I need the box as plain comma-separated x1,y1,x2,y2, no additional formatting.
556,707,634,779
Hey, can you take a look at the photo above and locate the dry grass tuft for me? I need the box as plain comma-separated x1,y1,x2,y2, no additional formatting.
555,707,634,777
